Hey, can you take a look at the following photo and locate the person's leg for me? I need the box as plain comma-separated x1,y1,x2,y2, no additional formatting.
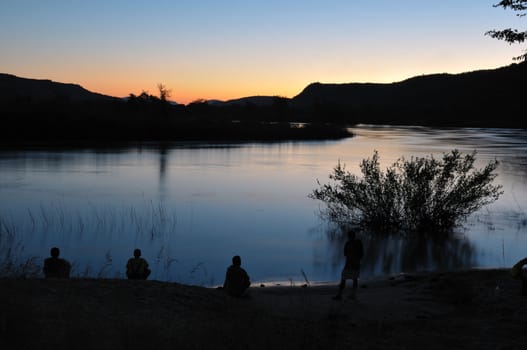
349,278,358,299
333,279,346,299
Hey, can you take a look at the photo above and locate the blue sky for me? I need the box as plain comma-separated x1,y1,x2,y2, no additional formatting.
0,0,524,103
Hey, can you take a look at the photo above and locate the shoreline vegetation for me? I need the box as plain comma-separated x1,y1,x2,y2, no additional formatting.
0,121,353,148
1,268,526,349
1,61,526,147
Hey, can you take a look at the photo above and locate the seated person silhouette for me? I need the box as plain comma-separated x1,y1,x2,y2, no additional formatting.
43,247,71,279
223,255,251,297
511,257,527,296
126,249,151,280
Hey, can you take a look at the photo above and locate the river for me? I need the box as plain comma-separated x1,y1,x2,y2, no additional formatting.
1,125,526,285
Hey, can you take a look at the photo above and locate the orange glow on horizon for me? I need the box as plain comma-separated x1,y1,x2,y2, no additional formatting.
73,66,492,105
2,0,524,107
82,80,306,105
19,50,517,106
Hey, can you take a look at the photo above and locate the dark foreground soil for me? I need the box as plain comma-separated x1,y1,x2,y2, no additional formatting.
1,269,526,350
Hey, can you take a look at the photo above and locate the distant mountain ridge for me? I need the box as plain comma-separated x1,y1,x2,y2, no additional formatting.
0,73,116,102
289,62,526,126
207,95,281,107
2,61,526,128
2,62,525,109
291,63,526,108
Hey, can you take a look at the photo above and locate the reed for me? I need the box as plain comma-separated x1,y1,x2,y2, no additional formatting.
0,201,202,283
0,216,40,278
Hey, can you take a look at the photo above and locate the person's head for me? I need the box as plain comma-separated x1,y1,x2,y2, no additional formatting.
347,229,356,240
232,255,241,266
50,247,60,258
133,249,141,258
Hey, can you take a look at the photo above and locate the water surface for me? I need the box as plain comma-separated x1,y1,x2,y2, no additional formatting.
1,125,526,285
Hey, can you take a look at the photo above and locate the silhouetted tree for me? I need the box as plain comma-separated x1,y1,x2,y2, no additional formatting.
486,0,527,60
310,150,503,236
157,83,171,101
127,90,162,105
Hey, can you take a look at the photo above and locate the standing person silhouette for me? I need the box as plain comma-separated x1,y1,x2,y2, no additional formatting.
333,229,364,300
223,255,251,297
43,247,71,279
126,249,151,280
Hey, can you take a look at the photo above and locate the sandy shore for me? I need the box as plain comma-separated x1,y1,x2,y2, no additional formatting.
1,269,526,349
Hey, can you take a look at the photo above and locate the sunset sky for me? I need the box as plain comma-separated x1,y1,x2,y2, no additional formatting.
1,0,524,104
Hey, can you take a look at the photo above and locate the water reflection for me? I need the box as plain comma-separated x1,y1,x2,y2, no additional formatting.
323,226,475,278
158,146,168,181
156,145,169,202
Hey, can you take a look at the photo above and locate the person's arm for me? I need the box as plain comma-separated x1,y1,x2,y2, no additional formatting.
358,240,364,260
63,259,71,269
142,258,149,269
223,268,230,288
343,241,350,257
244,270,250,287
512,258,527,278
62,259,71,278
516,257,527,267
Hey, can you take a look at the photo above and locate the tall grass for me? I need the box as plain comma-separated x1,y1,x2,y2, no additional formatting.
0,217,41,278
0,201,213,284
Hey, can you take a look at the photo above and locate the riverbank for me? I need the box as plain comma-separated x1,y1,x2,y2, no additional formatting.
1,269,525,349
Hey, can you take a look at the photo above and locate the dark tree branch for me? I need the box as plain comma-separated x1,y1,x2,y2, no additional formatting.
487,1,527,60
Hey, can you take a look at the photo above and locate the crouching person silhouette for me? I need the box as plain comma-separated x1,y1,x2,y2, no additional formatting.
43,247,71,279
126,249,151,280
223,255,251,297
511,257,527,296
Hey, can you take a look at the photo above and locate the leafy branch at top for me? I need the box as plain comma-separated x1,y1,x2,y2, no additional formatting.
486,0,527,61
310,150,503,236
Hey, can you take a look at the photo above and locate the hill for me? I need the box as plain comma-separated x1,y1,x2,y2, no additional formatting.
0,74,350,145
291,62,527,127
1,62,525,145
0,73,116,102
208,95,280,107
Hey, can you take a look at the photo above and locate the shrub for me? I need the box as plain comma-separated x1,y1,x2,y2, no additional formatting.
309,150,503,235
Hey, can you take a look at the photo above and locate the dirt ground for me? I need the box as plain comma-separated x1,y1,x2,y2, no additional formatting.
1,269,526,350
